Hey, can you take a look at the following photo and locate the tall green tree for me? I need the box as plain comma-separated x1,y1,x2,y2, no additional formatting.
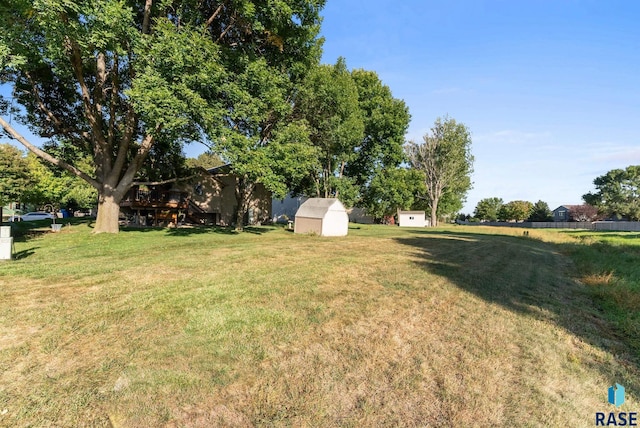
0,0,325,233
405,116,474,227
498,200,533,222
291,61,410,211
213,59,319,230
474,197,503,221
528,200,552,222
0,143,33,222
583,166,640,220
293,58,364,205
22,153,98,211
361,167,425,221
436,176,471,221
346,69,410,187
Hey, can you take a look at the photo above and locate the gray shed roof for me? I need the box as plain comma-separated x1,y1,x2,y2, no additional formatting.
398,210,426,215
295,198,346,219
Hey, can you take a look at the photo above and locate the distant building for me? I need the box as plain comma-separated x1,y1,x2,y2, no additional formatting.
552,204,599,222
120,164,271,227
398,210,428,227
272,194,308,222
552,205,572,222
347,207,374,224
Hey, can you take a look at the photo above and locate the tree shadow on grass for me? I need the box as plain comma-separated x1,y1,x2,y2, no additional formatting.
12,246,39,260
159,225,277,236
395,229,640,399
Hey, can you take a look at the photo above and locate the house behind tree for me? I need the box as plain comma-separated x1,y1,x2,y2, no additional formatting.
120,165,271,227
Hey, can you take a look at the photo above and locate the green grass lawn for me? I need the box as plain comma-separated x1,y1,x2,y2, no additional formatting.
0,221,638,427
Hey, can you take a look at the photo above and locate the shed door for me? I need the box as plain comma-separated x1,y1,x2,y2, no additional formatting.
295,217,322,234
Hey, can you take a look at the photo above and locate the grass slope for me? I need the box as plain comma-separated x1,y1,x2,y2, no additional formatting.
0,222,638,427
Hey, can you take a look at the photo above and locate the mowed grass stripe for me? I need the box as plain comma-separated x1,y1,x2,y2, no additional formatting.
0,223,638,426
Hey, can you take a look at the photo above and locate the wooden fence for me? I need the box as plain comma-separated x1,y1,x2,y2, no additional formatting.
460,221,640,232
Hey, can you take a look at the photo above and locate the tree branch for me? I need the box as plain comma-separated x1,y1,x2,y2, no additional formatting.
132,173,200,186
142,0,153,34
117,125,162,193
107,53,118,150
66,36,110,179
0,116,100,189
205,4,224,28
217,14,236,43
24,72,92,145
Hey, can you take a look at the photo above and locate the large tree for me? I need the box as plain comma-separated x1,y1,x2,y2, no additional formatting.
360,167,425,221
528,200,552,222
293,58,364,205
291,61,410,211
213,60,319,230
186,151,225,170
405,117,473,227
346,69,410,189
498,200,533,222
0,143,33,222
583,166,640,220
474,197,503,222
0,0,325,233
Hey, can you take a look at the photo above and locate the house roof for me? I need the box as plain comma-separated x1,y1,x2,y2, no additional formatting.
295,198,346,219
553,204,590,212
206,163,233,174
398,210,426,215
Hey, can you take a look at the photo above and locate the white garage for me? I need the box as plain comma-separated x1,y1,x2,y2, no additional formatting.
294,198,349,236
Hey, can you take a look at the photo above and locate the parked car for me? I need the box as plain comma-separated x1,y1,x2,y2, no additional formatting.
10,212,56,222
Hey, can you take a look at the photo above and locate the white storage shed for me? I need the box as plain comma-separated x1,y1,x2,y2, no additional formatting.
294,198,349,236
398,210,427,227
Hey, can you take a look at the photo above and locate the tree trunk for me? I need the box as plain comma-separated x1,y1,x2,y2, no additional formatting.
430,198,438,227
234,176,255,232
94,192,122,233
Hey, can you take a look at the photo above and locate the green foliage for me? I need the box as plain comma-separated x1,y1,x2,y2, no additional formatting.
583,165,640,220
346,69,410,186
22,153,97,209
474,197,503,221
186,152,226,170
498,200,533,222
292,61,410,210
528,200,553,222
0,143,32,206
294,58,364,203
128,18,228,143
0,0,325,232
361,167,425,220
436,175,471,220
405,116,474,226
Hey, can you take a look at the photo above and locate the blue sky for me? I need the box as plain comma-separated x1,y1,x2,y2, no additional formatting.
2,1,638,214
319,0,640,213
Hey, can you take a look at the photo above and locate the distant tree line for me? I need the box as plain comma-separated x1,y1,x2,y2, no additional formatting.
467,198,599,223
466,163,640,224
0,143,97,219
